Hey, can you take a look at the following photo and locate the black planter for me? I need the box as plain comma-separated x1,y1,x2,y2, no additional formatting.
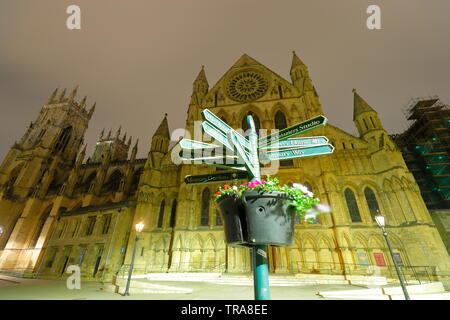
217,195,251,248
217,191,296,247
242,191,296,247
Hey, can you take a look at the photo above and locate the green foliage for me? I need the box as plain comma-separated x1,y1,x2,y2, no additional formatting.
213,176,321,221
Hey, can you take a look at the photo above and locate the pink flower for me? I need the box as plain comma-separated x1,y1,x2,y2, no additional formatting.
248,182,257,188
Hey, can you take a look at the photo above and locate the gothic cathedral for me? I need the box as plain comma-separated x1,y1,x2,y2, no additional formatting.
0,53,448,281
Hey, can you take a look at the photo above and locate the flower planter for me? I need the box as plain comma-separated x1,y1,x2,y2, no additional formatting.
242,190,296,247
217,195,251,248
217,191,296,247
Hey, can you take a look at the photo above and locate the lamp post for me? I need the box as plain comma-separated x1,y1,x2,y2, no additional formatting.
375,215,410,300
123,221,144,296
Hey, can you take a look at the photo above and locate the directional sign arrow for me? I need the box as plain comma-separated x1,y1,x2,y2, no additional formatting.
259,115,328,147
184,171,249,185
180,139,220,150
179,149,238,161
260,136,329,150
202,121,233,150
228,130,257,178
202,109,250,150
260,144,334,161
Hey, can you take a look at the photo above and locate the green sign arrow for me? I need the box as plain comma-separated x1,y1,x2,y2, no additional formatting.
202,121,233,150
259,115,328,147
228,130,257,178
202,109,250,150
184,171,249,185
260,136,329,150
260,144,334,161
180,139,220,150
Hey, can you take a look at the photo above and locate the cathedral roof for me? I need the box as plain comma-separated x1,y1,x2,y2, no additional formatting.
153,114,170,138
353,89,377,120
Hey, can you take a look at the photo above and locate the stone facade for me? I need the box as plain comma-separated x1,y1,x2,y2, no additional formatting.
0,53,449,281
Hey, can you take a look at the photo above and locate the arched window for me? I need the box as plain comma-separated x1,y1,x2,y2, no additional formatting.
157,200,165,228
274,110,287,130
362,119,368,131
170,199,177,228
364,187,380,221
103,170,124,192
215,209,222,226
54,126,72,152
201,188,210,226
242,111,261,134
274,111,293,166
344,188,362,222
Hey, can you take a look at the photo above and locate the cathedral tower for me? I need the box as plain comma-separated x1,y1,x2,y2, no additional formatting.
0,86,94,268
0,86,94,199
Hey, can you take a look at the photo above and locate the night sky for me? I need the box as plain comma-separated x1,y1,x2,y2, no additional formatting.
1,0,449,159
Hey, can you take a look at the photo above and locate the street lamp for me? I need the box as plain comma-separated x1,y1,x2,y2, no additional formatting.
123,221,144,296
375,215,410,300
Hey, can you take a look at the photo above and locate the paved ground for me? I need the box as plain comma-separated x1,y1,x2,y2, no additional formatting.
0,275,361,300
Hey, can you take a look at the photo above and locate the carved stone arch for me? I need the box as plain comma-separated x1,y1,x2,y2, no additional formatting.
341,233,352,248
401,176,413,190
204,233,217,249
359,180,381,194
190,234,203,250
173,235,183,249
155,236,167,251
343,180,362,195
271,102,290,122
301,232,317,250
391,176,403,192
383,178,393,192
317,234,333,249
353,233,368,249
368,235,385,250
294,234,302,249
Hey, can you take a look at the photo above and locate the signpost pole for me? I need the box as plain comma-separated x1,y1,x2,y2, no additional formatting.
246,115,271,300
183,109,334,301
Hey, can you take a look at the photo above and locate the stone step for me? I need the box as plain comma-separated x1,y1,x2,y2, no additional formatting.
103,279,193,295
135,272,387,287
317,282,448,300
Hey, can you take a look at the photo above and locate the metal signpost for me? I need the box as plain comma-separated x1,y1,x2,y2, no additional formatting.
181,109,334,300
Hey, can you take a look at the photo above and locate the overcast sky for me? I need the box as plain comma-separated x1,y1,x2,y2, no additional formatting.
1,0,449,159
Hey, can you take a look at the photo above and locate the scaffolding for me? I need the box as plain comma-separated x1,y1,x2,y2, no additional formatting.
392,96,450,209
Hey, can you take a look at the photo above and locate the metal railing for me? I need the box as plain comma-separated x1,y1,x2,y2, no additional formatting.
288,261,439,285
116,261,229,279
